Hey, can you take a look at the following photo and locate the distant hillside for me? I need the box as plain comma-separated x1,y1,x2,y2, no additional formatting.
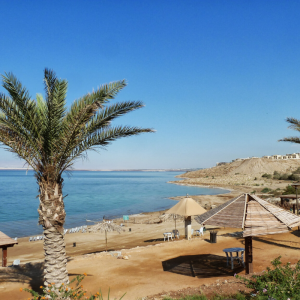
179,158,300,178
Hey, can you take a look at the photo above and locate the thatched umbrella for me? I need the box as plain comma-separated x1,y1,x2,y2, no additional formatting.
88,221,124,252
166,195,206,239
195,193,300,274
0,231,18,267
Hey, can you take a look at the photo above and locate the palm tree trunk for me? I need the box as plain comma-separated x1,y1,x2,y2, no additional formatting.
43,227,68,286
37,177,69,287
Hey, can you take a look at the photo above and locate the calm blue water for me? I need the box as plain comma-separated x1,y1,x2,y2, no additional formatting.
0,170,228,237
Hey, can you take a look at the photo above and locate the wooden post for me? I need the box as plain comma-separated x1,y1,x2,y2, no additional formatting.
293,204,296,214
185,216,192,239
245,236,253,274
2,246,7,267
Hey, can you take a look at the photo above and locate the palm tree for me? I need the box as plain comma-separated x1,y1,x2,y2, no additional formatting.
280,117,300,144
0,69,153,287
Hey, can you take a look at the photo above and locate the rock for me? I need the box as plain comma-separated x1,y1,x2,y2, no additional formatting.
123,255,129,260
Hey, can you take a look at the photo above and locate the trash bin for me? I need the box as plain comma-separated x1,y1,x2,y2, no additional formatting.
210,230,217,243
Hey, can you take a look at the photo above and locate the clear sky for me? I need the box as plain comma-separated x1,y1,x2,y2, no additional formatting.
1,0,300,170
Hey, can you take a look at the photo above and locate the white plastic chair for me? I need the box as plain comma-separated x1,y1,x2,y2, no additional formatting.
195,227,204,236
13,259,20,266
163,232,173,241
172,229,180,239
29,237,33,242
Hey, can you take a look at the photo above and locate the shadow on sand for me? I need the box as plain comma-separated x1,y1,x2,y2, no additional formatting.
0,261,81,292
162,254,244,278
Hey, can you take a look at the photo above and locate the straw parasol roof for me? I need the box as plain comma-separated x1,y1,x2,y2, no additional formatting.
0,231,17,248
195,193,300,237
166,196,207,217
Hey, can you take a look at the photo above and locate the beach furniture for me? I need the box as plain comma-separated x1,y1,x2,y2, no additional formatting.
123,215,129,222
166,195,206,240
163,232,173,241
195,193,300,274
29,237,33,242
0,231,18,267
223,247,245,269
195,227,204,236
13,259,20,266
172,229,180,239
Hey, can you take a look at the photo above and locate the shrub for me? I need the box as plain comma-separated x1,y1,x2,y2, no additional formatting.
237,256,300,300
273,174,281,180
21,274,125,300
288,174,300,181
254,177,257,180
293,167,300,174
261,187,271,193
280,173,289,180
273,170,280,176
283,185,296,195
262,173,272,179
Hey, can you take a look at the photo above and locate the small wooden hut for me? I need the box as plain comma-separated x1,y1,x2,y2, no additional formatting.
195,193,300,274
0,231,18,267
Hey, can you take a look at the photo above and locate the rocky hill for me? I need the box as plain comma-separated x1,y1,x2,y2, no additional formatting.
180,158,300,178
171,158,300,194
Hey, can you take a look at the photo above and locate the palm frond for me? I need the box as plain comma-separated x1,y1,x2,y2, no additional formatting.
279,137,300,144
43,69,68,161
60,126,154,172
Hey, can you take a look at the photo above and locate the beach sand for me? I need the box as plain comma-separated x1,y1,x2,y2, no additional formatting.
0,190,299,299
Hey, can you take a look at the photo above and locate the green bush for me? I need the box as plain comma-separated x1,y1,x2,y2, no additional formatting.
273,170,280,176
237,256,300,300
280,173,289,180
273,174,281,180
283,185,296,195
288,174,300,181
21,274,125,300
262,173,272,179
261,187,271,193
293,167,300,174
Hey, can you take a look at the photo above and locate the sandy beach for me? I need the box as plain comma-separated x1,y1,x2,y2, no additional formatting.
0,189,299,299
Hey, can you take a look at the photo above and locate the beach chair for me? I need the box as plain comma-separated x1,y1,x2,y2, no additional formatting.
14,237,17,241
172,229,180,239
195,227,204,236
163,232,173,241
13,259,20,266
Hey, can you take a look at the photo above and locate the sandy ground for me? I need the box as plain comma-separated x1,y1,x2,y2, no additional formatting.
1,189,300,300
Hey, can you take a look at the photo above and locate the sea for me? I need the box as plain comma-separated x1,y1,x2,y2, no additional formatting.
0,170,228,237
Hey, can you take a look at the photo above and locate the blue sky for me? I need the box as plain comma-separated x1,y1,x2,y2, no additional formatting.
1,0,300,169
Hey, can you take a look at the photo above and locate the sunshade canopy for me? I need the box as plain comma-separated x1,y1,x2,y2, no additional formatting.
0,231,18,248
195,193,300,237
166,196,207,217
